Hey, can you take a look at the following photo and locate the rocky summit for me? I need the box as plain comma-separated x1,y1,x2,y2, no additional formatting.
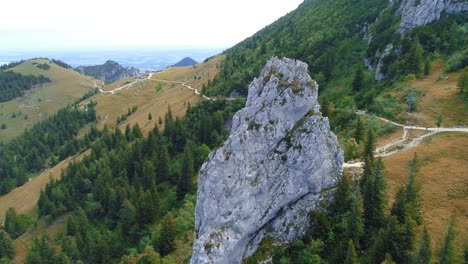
190,58,343,263
76,60,139,83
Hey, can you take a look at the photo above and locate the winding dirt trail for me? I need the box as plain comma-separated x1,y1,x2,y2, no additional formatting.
343,112,468,167
98,72,213,100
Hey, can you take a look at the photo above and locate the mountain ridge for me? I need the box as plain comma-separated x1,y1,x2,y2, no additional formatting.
76,60,139,83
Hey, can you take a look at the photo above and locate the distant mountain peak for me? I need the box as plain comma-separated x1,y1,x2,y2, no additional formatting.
171,57,198,67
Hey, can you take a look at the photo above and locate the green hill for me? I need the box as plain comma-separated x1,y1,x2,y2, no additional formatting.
0,59,100,142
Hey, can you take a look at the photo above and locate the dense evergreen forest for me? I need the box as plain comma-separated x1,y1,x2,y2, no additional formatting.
1,99,243,263
0,71,51,102
0,102,97,194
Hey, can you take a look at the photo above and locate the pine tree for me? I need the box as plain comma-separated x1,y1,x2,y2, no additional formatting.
364,130,375,161
159,213,176,257
404,154,422,224
413,227,431,264
148,112,152,120
346,185,364,249
363,158,387,231
406,40,423,76
344,138,358,161
177,141,194,199
367,228,387,264
439,217,456,264
386,215,415,263
344,240,358,264
354,117,365,144
423,58,431,76
329,174,352,218
352,66,364,92
132,123,143,139
158,145,170,183
0,230,15,260
4,207,27,239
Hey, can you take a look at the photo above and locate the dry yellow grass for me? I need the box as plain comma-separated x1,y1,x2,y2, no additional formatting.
392,60,468,127
153,55,225,91
82,54,225,136
0,59,99,142
383,132,468,258
0,151,88,224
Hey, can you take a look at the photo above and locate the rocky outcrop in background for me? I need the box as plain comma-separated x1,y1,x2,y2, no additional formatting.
76,60,139,83
398,0,468,34
190,58,343,263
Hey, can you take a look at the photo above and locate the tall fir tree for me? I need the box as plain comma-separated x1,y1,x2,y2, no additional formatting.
352,66,364,92
344,239,358,264
0,230,15,260
363,158,387,232
177,141,195,199
354,117,365,144
159,213,176,257
346,185,364,249
439,217,456,264
413,227,431,264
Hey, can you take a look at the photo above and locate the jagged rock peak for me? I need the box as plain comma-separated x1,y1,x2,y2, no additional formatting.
398,0,468,34
190,57,343,264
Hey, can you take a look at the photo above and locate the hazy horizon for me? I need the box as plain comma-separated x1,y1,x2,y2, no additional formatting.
0,46,225,71
0,0,303,50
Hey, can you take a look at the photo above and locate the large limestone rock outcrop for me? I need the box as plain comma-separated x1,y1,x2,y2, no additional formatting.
190,58,343,263
398,0,468,34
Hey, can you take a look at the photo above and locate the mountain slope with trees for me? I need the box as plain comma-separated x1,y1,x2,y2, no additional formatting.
0,0,466,263
0,59,100,143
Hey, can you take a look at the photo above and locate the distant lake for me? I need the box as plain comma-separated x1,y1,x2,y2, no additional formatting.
0,47,225,71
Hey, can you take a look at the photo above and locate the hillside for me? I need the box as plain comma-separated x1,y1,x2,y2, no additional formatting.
171,57,198,67
76,60,140,83
0,59,100,142
0,0,467,263
0,56,226,263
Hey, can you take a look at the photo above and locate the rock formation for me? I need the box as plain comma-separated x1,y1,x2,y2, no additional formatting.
190,58,343,263
76,60,139,83
398,0,468,34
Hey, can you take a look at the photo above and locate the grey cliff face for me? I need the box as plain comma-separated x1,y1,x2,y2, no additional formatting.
398,0,468,34
190,58,343,264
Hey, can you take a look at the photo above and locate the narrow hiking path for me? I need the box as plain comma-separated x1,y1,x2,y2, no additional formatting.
361,112,468,156
343,112,468,168
149,77,213,100
98,72,213,100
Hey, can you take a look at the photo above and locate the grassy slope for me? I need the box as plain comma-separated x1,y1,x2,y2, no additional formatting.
0,59,99,142
0,56,224,263
383,132,467,259
375,63,468,259
389,60,468,127
81,55,224,136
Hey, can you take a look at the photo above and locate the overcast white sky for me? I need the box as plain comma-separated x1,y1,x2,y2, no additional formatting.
0,0,303,50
